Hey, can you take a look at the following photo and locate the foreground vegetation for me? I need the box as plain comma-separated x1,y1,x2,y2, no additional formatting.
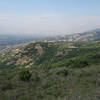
0,65,100,100
0,41,100,99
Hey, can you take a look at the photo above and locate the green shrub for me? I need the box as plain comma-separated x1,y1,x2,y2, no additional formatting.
66,58,89,68
1,82,13,91
19,69,32,81
33,72,40,82
56,69,68,76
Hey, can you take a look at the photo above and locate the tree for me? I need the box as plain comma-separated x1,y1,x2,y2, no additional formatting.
19,69,32,81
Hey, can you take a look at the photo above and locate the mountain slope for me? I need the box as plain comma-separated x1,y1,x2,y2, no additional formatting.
1,41,100,69
1,41,100,99
47,29,100,42
68,29,100,42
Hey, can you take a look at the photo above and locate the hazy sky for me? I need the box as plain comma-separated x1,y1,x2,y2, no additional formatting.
0,0,100,36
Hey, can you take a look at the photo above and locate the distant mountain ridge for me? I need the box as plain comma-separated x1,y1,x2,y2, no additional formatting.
55,29,100,42
0,28,100,50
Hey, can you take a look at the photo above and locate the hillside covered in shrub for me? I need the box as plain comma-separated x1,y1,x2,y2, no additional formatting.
0,41,100,99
